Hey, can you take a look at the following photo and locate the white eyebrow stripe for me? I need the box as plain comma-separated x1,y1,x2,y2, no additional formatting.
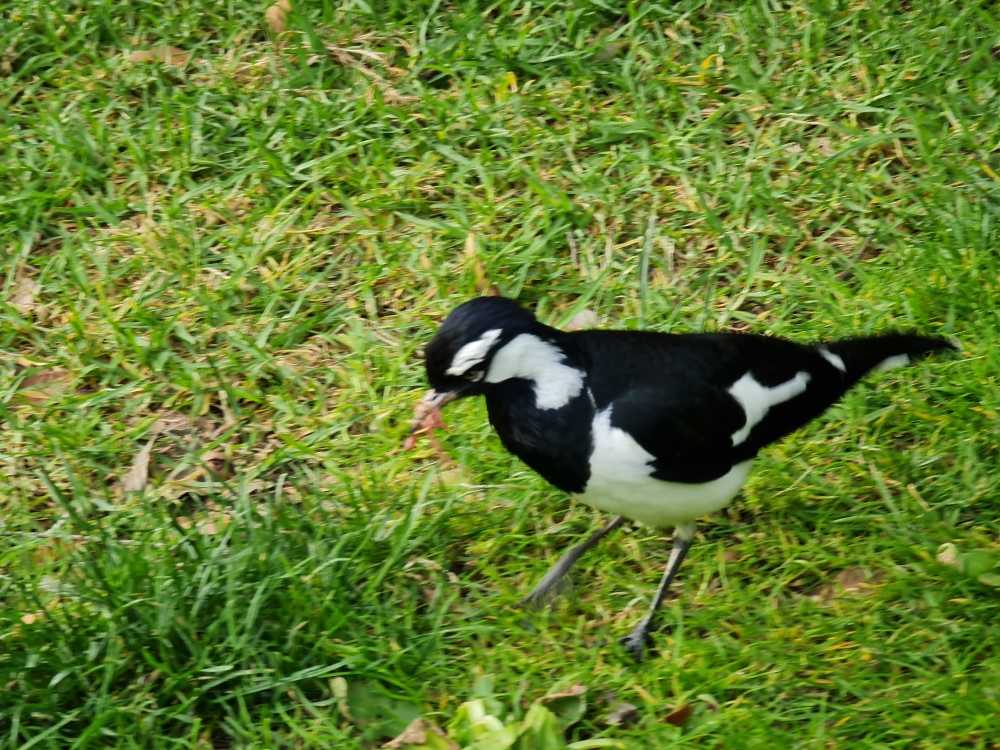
819,348,847,373
728,371,812,446
445,329,503,375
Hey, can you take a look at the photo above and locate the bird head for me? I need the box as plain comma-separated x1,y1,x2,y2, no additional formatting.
420,297,541,410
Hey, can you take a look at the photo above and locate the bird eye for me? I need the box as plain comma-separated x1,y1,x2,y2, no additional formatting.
466,370,484,382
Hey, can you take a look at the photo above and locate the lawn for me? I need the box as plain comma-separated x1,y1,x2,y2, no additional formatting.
2,0,1000,747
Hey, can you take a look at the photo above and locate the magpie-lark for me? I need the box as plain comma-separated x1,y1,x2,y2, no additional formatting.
415,297,955,662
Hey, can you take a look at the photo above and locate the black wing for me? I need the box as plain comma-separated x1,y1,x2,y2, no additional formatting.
570,331,951,484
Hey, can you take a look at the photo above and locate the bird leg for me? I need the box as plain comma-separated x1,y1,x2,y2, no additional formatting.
619,522,696,663
521,515,626,607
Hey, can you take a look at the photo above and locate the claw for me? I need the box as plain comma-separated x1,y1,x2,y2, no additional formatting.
619,626,652,663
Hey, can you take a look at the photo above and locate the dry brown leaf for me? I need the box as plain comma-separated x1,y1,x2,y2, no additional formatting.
151,411,193,434
937,543,961,568
664,702,694,727
122,436,157,493
463,232,491,293
594,39,630,62
382,718,425,748
837,566,867,592
128,46,191,65
201,449,229,479
436,467,462,486
265,0,292,35
604,701,640,727
20,613,40,625
809,584,836,606
564,309,597,332
811,567,872,605
540,684,586,700
11,276,37,315
383,718,458,750
18,367,71,404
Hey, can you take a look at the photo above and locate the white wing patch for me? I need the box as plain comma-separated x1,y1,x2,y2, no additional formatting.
819,348,846,373
446,328,502,376
876,354,909,371
589,407,656,484
485,333,584,410
728,371,812,446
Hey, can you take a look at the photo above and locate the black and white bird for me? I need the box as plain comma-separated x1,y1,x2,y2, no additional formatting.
415,297,954,661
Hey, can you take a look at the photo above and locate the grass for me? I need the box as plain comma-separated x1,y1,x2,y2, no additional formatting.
2,0,1000,746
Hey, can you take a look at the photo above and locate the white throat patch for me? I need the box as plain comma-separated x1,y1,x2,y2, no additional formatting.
485,333,584,410
819,347,846,373
446,329,502,376
728,371,812,446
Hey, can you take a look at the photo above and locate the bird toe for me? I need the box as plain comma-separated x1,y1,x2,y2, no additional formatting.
618,630,649,663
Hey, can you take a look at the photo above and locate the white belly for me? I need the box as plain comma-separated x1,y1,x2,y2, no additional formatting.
576,407,752,528
576,459,752,528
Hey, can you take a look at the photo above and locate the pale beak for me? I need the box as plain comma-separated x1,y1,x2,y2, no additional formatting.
424,388,458,409
407,389,457,435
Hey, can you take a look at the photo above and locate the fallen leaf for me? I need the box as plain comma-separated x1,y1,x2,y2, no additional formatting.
383,718,427,748
382,717,457,749
664,702,693,727
937,543,962,569
594,39,629,62
122,436,157,492
537,684,586,730
21,368,70,389
837,566,867,592
151,411,193,434
436,467,463,487
18,367,71,404
21,613,39,625
331,677,352,720
463,232,492,294
604,701,640,727
11,276,36,315
201,449,229,479
808,584,836,606
128,46,191,65
265,0,292,35
564,309,597,331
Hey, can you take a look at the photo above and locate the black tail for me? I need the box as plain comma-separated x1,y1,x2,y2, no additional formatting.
825,334,957,380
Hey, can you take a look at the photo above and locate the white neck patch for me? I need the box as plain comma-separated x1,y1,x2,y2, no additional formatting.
485,333,584,410
446,328,502,376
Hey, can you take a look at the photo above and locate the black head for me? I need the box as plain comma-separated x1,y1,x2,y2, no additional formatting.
424,297,539,400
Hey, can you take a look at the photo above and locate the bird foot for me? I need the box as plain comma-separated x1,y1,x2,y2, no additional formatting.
521,577,573,609
618,625,652,663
